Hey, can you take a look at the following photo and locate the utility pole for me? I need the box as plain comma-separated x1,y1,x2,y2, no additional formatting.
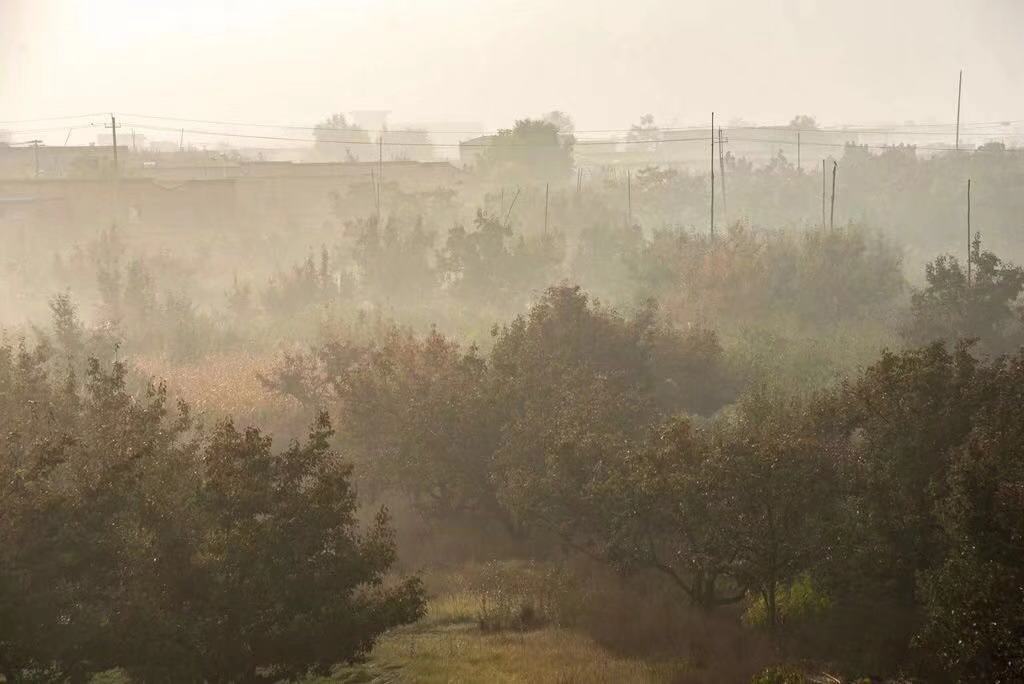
106,114,121,176
821,159,827,229
544,182,549,235
718,127,728,220
576,167,582,195
131,129,137,153
967,178,972,287
20,140,44,178
626,169,632,227
796,131,801,171
829,161,838,230
956,70,963,151
378,134,384,220
179,128,185,152
710,112,715,238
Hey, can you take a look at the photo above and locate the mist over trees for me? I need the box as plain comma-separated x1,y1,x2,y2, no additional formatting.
2,95,1024,682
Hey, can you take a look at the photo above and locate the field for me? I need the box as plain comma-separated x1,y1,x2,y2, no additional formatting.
327,595,690,684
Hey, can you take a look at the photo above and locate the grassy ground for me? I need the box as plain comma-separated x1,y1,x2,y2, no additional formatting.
323,592,689,684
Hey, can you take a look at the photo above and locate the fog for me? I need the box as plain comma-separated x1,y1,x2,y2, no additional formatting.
2,2,1024,683
4,0,1024,131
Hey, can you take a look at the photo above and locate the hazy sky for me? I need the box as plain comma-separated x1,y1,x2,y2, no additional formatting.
2,0,1023,142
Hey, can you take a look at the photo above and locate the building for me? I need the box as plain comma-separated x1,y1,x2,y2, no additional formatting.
0,143,126,179
459,135,498,168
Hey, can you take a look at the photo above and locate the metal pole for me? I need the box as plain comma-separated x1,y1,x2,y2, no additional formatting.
710,112,715,238
956,70,963,151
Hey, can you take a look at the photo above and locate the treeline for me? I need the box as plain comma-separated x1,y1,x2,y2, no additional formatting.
43,214,907,365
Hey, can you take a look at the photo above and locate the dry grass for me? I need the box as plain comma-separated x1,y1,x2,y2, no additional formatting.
324,582,691,684
327,622,689,684
133,351,307,435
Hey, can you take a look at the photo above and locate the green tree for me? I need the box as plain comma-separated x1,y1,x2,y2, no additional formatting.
915,349,1024,681
0,330,423,682
905,237,1024,354
477,119,574,183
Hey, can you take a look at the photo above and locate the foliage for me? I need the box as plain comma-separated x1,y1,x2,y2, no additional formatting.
904,235,1024,354
313,113,371,161
477,119,574,183
264,286,735,540
0,323,423,682
437,210,565,313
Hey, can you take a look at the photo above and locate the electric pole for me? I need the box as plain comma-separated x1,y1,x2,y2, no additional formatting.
956,70,963,151
106,114,121,176
797,131,801,171
710,112,715,239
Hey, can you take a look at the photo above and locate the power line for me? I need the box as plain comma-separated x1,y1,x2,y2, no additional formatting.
2,124,102,136
122,122,716,147
111,111,1023,138
121,122,1024,154
0,113,107,125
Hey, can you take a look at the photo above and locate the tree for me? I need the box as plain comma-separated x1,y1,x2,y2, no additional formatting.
542,110,575,134
477,119,574,183
811,341,999,674
437,210,564,310
788,115,819,130
904,237,1024,354
627,114,662,152
711,392,838,637
0,330,423,682
313,113,372,161
915,350,1024,681
493,286,737,570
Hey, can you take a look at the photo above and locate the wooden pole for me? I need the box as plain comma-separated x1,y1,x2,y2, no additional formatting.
106,114,120,176
710,112,715,238
967,178,972,287
829,161,838,230
956,70,963,151
30,140,41,178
